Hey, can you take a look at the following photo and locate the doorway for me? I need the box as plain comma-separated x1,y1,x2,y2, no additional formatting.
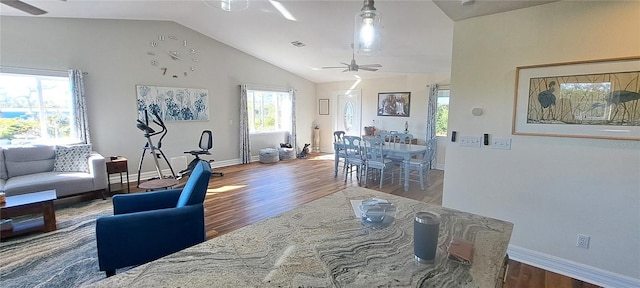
334,90,362,136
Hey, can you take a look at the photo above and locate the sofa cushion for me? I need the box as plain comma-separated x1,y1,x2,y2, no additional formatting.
54,144,91,173
4,145,55,178
0,147,7,180
3,172,95,197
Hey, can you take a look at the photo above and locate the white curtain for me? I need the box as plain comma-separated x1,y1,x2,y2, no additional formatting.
289,88,297,154
68,69,91,144
240,84,251,164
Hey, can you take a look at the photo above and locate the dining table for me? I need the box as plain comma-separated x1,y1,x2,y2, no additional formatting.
334,140,428,191
90,187,513,288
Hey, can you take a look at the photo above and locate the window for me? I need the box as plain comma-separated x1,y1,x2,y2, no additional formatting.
0,71,79,146
435,88,450,136
246,89,292,133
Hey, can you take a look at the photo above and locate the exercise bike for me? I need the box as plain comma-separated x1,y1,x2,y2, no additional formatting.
179,130,224,178
136,110,178,188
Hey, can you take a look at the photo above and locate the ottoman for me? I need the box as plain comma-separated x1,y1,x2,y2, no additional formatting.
278,147,296,160
259,148,279,163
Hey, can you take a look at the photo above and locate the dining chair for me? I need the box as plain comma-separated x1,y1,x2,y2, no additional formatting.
391,133,413,145
374,131,391,143
343,136,365,184
333,131,346,142
334,131,347,175
362,137,394,188
387,132,413,176
399,143,435,190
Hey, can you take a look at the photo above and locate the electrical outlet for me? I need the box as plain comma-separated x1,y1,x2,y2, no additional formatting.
577,234,590,249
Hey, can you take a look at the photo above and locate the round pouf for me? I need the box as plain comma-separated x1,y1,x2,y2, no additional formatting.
278,147,296,160
259,148,279,163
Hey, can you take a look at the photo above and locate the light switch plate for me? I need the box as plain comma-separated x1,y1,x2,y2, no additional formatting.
492,138,511,150
460,136,482,147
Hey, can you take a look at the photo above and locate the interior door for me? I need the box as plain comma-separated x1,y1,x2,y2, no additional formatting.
335,90,362,136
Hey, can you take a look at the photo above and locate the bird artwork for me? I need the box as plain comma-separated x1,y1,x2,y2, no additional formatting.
606,90,640,105
537,81,557,120
605,90,640,124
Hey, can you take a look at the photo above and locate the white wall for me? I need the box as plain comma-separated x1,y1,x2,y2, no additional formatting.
443,1,640,285
0,17,316,174
315,74,450,167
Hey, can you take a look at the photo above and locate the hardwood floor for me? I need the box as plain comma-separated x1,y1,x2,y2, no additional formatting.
126,153,599,288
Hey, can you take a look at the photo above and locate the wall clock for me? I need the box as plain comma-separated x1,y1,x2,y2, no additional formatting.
147,34,199,78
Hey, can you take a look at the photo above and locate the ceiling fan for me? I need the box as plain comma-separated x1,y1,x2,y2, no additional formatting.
0,0,65,15
322,48,382,72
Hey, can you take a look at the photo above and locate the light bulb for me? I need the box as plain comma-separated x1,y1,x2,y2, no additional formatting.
359,18,374,48
221,0,232,11
204,0,249,12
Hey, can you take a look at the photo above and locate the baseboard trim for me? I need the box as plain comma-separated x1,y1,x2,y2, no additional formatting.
508,245,640,288
111,158,242,184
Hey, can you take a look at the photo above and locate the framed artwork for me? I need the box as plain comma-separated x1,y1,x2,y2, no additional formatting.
136,85,209,122
377,92,411,117
319,98,329,115
513,57,640,140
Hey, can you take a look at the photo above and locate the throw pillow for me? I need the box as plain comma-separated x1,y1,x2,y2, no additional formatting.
53,144,92,173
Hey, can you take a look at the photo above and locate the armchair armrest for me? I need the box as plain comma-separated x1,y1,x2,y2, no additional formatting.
96,204,205,272
112,189,182,215
89,152,108,190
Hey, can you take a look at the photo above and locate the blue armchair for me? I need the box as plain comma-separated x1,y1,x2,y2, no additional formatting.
96,160,212,277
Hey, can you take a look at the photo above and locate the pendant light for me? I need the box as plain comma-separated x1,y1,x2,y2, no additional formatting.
204,0,249,12
354,0,381,55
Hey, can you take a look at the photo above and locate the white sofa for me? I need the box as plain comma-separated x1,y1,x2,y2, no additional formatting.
0,145,108,199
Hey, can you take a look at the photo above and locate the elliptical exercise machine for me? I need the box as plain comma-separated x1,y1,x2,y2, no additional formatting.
136,110,178,189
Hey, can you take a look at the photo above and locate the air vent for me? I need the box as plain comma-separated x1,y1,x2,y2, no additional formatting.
290,41,306,47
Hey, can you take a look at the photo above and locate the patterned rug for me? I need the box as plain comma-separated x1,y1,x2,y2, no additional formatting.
0,199,118,288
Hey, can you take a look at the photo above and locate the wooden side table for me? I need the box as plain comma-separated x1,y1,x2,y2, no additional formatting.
106,157,130,194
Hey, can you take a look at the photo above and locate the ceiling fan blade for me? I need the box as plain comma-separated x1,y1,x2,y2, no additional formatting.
359,67,379,72
321,66,346,69
360,64,382,68
342,69,350,72
1,0,47,15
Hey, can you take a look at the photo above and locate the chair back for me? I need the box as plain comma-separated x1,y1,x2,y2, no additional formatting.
391,133,413,144
333,131,346,142
199,130,213,151
374,131,391,143
363,137,385,162
344,136,364,162
176,160,212,207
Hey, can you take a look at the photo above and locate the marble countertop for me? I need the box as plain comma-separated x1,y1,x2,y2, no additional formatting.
91,187,513,287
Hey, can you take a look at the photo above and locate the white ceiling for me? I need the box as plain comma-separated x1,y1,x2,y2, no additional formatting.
0,0,557,83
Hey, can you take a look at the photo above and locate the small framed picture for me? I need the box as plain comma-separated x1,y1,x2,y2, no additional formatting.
319,98,330,115
377,92,411,117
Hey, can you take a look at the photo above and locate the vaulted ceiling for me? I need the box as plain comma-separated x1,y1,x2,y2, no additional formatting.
0,0,558,83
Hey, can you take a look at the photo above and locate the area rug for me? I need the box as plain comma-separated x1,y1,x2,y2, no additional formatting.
0,199,118,288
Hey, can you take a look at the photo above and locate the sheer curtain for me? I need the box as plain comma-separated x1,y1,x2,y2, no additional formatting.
289,88,297,154
69,69,91,144
240,84,251,164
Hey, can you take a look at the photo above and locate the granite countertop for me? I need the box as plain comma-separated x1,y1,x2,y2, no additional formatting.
91,187,513,287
